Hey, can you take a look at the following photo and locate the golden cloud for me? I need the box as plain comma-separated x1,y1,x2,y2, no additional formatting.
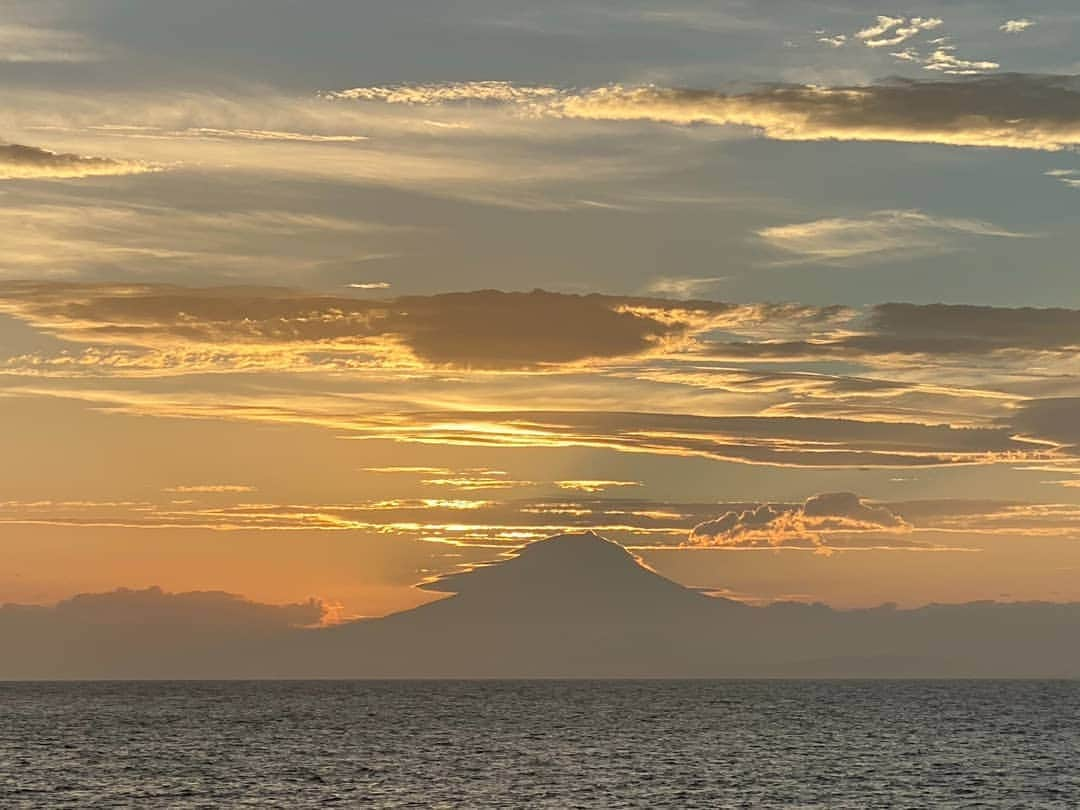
337,75,1080,151
0,143,156,180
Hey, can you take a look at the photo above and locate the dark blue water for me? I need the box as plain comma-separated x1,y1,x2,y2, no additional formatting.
1,680,1078,808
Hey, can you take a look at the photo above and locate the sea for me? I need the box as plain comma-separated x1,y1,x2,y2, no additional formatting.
1,680,1078,808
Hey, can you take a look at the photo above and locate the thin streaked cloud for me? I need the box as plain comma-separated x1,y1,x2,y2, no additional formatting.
756,210,1031,263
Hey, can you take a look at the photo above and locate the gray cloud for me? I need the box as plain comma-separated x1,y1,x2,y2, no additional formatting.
49,586,326,628
0,22,102,63
553,75,1075,149
0,283,738,370
1009,398,1080,453
0,587,328,678
708,303,1080,361
0,143,155,179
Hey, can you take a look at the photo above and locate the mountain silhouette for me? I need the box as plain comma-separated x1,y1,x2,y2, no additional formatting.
304,532,742,678
297,532,1080,678
5,532,1080,678
417,530,731,619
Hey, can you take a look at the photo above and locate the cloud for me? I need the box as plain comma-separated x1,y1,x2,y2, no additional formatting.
708,303,1080,361
0,143,155,180
1001,19,1035,34
867,305,1080,356
0,203,406,281
8,490,1069,549
644,276,728,298
4,87,650,210
0,587,332,677
339,74,1080,151
47,586,326,628
549,76,1080,149
756,210,1029,262
1009,398,1080,453
163,484,257,494
0,283,733,370
324,82,561,105
1046,169,1080,189
174,128,367,143
854,16,904,43
855,16,942,49
0,283,1068,472
922,49,1000,76
336,409,1032,468
364,466,453,475
422,473,529,491
555,480,642,493
840,15,993,74
818,34,847,48
890,48,921,64
0,377,1037,468
688,492,910,549
0,22,102,63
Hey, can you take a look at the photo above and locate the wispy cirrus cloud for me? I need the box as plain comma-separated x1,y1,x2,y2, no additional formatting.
751,209,1028,263
7,383,1036,468
644,276,728,298
755,209,1030,263
5,88,656,210
1046,169,1080,189
0,203,407,281
0,22,102,63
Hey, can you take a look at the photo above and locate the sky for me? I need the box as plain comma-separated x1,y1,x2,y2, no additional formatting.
3,0,1080,624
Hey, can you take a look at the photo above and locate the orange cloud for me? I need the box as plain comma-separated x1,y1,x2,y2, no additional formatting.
688,492,911,549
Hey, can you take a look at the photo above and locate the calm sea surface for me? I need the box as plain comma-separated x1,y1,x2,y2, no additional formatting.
1,680,1078,808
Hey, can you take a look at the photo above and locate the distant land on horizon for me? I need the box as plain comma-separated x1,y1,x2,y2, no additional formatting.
4,532,1080,680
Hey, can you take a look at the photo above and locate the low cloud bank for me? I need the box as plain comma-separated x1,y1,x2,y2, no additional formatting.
689,492,910,548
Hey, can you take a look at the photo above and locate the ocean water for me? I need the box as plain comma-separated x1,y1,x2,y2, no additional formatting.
1,680,1078,808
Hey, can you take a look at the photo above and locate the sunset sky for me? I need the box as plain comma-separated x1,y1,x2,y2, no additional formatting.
3,0,1080,622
